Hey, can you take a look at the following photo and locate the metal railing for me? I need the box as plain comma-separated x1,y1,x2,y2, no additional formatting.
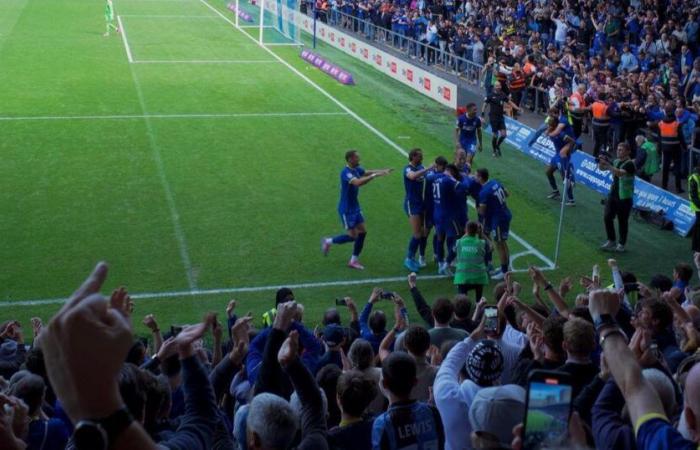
304,7,484,86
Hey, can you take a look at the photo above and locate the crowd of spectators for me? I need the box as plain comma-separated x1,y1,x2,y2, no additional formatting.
306,0,700,192
3,256,700,449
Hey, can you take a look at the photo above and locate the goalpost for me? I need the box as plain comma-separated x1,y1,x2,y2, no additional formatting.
234,0,302,46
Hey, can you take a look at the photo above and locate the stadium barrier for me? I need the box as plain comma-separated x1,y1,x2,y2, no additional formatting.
500,117,696,237
227,2,254,22
300,49,355,84
309,10,484,85
292,11,458,108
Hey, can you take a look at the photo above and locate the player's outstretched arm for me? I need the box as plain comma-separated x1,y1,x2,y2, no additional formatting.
406,165,434,181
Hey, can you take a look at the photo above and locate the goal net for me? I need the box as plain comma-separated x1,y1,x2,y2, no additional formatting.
234,0,302,46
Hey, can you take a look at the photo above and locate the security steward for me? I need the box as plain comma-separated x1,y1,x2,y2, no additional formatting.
651,107,687,193
568,84,589,138
689,166,700,252
591,92,610,157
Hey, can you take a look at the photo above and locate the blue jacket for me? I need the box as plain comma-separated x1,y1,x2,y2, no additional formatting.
246,322,321,383
592,380,636,450
360,302,388,354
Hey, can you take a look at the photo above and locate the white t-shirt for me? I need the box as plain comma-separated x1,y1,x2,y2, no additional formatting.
554,18,568,42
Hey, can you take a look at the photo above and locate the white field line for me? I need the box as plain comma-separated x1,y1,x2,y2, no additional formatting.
201,0,556,271
0,112,350,121
263,43,304,46
200,0,409,158
132,59,279,64
0,269,542,307
465,199,555,270
239,25,276,29
121,42,198,290
117,16,134,63
120,14,218,18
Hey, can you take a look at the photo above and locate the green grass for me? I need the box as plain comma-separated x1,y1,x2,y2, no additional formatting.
0,0,692,339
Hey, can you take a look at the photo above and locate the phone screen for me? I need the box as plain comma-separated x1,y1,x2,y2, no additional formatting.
523,378,573,450
484,306,498,332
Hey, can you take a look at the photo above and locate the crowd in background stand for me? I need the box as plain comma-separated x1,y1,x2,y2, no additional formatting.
304,0,700,193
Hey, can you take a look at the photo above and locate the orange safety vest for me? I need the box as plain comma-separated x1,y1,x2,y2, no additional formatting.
591,101,609,126
658,120,680,146
568,92,586,119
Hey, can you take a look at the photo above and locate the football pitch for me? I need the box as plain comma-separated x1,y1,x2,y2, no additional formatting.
0,0,691,335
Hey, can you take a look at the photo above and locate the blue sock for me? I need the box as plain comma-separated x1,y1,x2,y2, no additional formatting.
352,232,367,257
501,263,509,274
419,236,427,257
332,234,355,244
446,236,456,263
407,237,420,259
485,245,493,266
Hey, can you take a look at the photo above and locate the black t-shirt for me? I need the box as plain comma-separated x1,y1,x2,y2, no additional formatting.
485,92,509,118
557,361,600,399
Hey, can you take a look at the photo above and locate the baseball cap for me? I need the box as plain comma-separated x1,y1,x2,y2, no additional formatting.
465,340,504,386
323,324,345,347
468,385,526,448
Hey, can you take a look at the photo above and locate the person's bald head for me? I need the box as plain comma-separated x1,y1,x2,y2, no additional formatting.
683,364,700,442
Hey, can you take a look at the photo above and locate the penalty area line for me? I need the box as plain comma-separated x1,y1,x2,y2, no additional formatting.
0,268,552,308
117,16,134,63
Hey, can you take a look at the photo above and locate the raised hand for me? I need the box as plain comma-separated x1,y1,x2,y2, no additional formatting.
559,277,572,298
212,315,223,342
156,336,178,361
231,315,253,345
277,330,300,368
588,289,621,322
110,286,134,318
408,272,418,289
172,313,215,356
30,317,42,339
42,262,133,422
0,394,28,449
345,297,357,313
142,314,159,332
528,266,546,287
273,301,298,331
369,287,383,304
226,299,237,318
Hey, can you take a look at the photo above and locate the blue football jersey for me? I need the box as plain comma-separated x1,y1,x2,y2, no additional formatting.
433,176,460,222
479,179,510,218
424,170,444,215
456,114,482,143
372,401,444,450
338,166,366,214
403,164,425,206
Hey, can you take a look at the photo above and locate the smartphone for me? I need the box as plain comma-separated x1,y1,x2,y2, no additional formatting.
484,306,498,333
522,370,573,450
380,291,396,300
335,298,347,306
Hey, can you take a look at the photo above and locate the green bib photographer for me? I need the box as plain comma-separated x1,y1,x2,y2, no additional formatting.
599,142,636,253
